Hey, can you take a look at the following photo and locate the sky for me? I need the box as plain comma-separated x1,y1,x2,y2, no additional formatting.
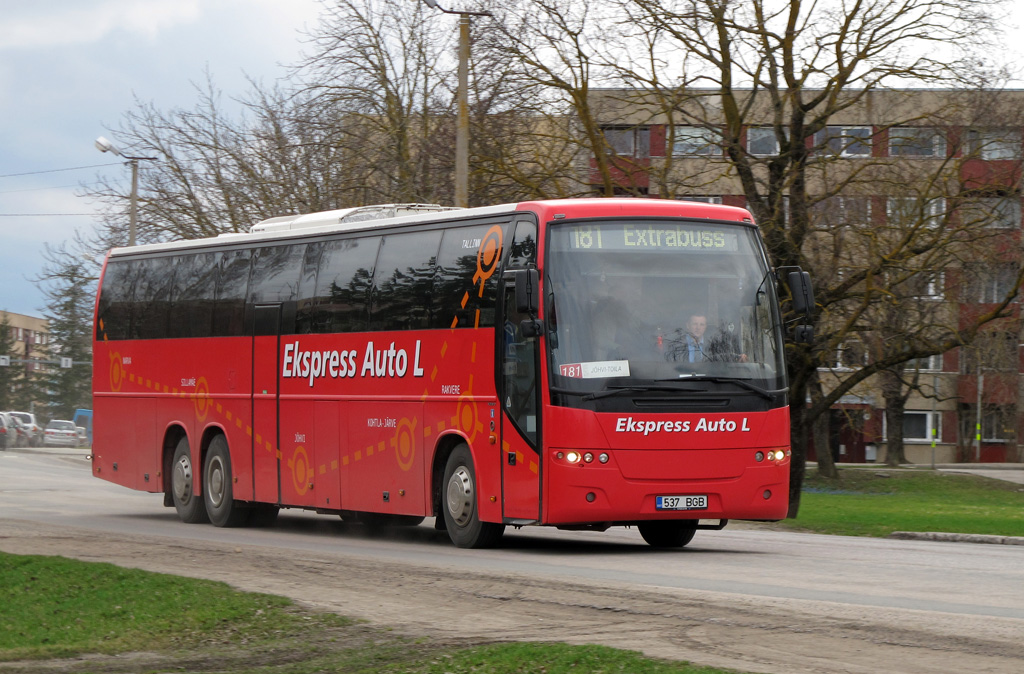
0,0,324,317
1,0,1024,319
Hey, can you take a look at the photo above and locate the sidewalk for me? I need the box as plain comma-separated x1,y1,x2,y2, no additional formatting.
932,463,1024,486
830,462,1024,486
2,445,91,457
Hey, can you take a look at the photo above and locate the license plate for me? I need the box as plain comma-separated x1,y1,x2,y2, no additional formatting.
656,495,708,510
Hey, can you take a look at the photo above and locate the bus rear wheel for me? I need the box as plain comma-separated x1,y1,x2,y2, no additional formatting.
171,437,208,524
442,444,504,548
638,521,698,548
203,435,248,527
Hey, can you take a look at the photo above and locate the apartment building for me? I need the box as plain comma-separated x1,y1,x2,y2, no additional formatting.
587,88,1024,463
1,311,50,374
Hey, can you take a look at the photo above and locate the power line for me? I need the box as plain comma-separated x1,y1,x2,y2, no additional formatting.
0,181,103,195
0,162,122,179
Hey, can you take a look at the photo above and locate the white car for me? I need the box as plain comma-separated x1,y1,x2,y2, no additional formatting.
44,420,78,447
9,411,42,446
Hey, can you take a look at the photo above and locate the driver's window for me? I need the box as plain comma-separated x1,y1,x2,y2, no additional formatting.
502,286,538,447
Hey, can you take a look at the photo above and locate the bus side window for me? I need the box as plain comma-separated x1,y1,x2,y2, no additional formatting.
214,249,252,337
294,242,324,334
502,284,539,447
132,256,175,340
314,236,380,333
247,244,306,335
507,218,538,269
432,221,509,329
369,230,442,331
96,259,136,341
168,252,217,338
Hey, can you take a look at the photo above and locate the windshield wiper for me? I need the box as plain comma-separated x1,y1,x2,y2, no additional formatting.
579,383,705,401
656,375,785,401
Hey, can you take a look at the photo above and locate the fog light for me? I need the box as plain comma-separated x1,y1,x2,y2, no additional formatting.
763,490,772,500
586,492,596,502
583,452,594,463
556,451,564,459
566,451,581,464
767,451,775,461
598,453,609,464
755,451,764,462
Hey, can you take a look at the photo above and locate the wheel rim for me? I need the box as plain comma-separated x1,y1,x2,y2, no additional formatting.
207,454,226,509
446,465,474,527
173,455,193,503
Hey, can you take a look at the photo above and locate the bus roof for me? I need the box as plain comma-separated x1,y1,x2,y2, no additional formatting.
106,198,756,258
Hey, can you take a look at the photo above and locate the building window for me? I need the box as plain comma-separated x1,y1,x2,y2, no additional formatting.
676,196,723,204
960,196,1022,230
816,126,872,157
834,340,868,369
888,127,946,157
672,126,721,156
902,411,941,442
747,127,785,156
904,354,942,372
982,407,1014,442
961,331,1019,373
963,263,1019,303
967,129,1023,160
814,196,872,228
887,197,946,229
603,126,650,158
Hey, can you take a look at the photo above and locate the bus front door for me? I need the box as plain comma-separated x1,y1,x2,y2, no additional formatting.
252,304,281,504
500,286,541,522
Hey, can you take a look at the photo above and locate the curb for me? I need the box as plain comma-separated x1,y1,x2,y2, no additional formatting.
889,531,1024,546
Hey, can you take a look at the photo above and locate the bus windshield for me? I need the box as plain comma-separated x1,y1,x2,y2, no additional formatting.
546,219,786,399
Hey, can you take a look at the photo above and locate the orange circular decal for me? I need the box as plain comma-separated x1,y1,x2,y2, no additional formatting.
108,352,125,392
192,377,211,421
394,418,417,472
288,445,312,495
472,224,503,294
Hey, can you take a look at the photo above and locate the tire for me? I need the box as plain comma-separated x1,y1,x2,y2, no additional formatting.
441,444,504,548
203,435,249,527
171,437,208,524
638,521,698,548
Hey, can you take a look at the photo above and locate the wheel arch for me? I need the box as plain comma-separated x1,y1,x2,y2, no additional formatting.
430,431,471,519
161,423,189,505
199,423,230,476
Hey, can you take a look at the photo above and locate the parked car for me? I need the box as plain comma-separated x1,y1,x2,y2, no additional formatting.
0,412,15,450
10,417,33,447
8,412,43,447
43,420,79,447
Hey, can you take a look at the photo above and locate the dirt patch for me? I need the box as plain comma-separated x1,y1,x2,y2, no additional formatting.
1,518,1022,674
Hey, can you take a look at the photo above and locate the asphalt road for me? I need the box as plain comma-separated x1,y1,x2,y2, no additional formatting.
2,448,1023,673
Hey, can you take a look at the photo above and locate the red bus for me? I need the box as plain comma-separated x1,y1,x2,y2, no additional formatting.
92,198,809,548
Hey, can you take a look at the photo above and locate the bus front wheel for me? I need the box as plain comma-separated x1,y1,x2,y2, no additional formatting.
203,436,248,527
442,445,504,548
171,437,208,524
638,521,698,548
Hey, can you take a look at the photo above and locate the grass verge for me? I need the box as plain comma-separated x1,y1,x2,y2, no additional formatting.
782,468,1024,537
0,552,743,674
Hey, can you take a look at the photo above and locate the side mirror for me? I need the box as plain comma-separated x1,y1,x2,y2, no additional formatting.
787,270,815,318
514,268,540,314
794,325,815,344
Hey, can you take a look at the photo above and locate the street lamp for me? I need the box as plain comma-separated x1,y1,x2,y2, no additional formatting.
421,1,492,208
95,136,157,247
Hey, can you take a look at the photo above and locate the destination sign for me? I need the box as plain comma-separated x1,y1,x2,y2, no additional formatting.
563,223,740,252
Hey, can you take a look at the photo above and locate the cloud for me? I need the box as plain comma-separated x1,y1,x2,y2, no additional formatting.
0,0,201,50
